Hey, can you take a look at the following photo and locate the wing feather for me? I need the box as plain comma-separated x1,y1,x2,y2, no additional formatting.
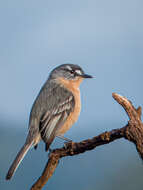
39,94,75,148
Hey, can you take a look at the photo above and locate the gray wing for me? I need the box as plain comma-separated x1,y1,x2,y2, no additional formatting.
39,93,75,150
28,80,75,143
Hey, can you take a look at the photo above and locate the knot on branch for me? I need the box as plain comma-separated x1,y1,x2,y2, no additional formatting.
101,131,110,141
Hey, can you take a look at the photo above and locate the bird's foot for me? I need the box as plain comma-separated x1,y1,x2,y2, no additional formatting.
64,140,73,149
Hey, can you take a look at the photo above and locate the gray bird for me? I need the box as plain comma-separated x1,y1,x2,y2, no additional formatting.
6,64,92,180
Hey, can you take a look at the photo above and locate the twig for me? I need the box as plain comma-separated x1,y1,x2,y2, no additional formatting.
31,93,143,190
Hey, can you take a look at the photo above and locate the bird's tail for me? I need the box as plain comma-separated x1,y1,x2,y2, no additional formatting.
6,141,33,180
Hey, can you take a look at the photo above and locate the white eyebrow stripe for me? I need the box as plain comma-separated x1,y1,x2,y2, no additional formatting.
66,65,72,71
75,69,82,75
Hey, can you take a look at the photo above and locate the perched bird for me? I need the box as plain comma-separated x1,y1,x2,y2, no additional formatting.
6,64,92,180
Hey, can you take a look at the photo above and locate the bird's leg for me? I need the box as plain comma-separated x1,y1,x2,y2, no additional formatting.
56,135,72,142
56,135,73,149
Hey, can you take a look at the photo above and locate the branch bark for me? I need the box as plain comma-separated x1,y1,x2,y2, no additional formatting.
31,93,143,190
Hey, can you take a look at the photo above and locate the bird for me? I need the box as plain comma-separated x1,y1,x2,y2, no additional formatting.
6,63,92,180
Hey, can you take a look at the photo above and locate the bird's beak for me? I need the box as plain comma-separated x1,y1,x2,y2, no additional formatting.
81,74,93,78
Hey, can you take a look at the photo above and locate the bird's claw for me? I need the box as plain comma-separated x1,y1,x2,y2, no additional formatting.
64,140,73,149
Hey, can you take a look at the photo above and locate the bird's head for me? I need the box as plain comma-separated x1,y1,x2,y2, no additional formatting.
49,64,93,88
49,63,92,80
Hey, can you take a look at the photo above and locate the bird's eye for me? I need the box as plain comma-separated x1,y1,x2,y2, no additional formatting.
70,70,75,74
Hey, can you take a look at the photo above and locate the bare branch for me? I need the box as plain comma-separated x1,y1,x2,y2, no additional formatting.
31,93,143,190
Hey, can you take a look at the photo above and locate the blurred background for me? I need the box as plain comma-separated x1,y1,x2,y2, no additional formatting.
0,0,143,189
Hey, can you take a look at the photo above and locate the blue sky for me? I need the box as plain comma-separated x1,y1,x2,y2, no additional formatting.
0,0,143,131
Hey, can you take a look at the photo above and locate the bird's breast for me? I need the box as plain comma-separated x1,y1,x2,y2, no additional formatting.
57,87,81,135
